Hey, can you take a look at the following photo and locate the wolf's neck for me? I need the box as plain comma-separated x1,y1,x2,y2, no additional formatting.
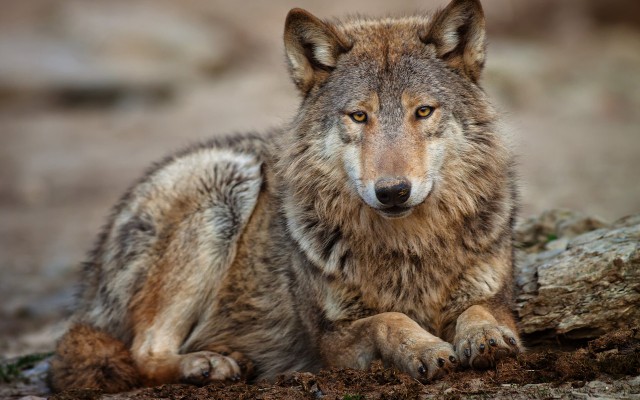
280,179,454,277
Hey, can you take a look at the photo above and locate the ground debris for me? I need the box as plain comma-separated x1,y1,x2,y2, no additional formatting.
41,328,640,399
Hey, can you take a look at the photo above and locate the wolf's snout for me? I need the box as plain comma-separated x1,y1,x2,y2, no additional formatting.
374,178,411,206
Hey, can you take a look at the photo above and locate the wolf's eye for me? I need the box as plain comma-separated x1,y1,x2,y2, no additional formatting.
350,111,368,123
415,106,434,119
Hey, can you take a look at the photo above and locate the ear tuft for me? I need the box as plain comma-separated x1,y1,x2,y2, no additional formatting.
284,9,349,93
420,0,486,82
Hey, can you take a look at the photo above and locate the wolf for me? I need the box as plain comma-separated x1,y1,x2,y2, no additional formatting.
49,0,522,393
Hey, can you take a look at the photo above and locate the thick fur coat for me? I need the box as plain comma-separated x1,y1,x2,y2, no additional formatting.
50,0,522,393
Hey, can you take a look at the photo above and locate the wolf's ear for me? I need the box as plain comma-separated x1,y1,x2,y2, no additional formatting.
420,0,486,83
284,9,350,93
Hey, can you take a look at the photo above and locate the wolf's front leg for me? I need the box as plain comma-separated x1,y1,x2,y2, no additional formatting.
320,312,457,380
453,305,522,369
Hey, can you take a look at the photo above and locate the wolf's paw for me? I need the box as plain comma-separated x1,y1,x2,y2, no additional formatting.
207,345,254,380
179,351,241,385
454,323,521,369
400,341,458,381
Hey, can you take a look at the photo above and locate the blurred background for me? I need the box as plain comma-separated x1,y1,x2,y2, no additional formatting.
1,0,639,358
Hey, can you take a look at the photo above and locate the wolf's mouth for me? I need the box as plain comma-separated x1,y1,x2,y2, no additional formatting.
377,205,413,219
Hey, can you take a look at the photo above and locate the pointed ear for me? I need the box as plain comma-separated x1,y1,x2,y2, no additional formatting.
284,8,350,93
420,0,486,83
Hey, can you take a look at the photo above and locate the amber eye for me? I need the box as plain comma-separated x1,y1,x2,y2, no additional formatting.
415,106,434,119
350,111,368,123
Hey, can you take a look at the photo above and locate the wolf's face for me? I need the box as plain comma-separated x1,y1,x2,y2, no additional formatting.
329,57,451,219
285,0,488,219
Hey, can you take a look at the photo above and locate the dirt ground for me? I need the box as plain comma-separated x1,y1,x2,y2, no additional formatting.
1,327,637,399
1,0,639,398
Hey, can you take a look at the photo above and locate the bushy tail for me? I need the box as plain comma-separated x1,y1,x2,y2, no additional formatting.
49,324,140,393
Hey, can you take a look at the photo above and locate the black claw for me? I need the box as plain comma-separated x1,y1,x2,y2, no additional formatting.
449,355,457,364
418,364,427,375
437,358,445,368
509,337,517,345
489,338,497,347
464,348,471,358
479,343,485,353
202,370,210,378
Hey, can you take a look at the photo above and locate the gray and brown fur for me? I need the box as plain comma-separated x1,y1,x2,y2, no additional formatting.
49,0,522,393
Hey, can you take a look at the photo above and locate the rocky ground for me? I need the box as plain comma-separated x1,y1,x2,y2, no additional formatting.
1,0,639,398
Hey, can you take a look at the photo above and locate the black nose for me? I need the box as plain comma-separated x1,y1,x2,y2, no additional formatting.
374,178,411,206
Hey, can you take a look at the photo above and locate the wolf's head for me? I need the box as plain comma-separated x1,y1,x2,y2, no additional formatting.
281,0,504,222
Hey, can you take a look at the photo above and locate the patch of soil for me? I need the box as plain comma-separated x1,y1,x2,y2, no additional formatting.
469,328,638,386
46,328,640,400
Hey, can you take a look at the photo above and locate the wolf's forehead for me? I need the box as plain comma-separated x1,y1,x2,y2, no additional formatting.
337,16,433,58
326,17,449,105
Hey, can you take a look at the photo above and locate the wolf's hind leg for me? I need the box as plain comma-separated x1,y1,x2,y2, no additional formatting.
179,351,244,384
130,350,241,386
174,345,255,384
122,147,263,386
205,345,255,381
141,346,254,386
128,213,256,386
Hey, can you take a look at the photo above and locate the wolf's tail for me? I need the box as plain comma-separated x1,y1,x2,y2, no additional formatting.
49,324,140,393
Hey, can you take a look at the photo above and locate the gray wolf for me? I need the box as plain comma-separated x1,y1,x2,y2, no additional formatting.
49,0,521,393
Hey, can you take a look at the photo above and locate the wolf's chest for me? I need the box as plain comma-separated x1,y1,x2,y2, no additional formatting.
338,253,460,330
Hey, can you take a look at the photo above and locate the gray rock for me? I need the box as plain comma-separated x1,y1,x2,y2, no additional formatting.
516,209,609,254
515,210,640,340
